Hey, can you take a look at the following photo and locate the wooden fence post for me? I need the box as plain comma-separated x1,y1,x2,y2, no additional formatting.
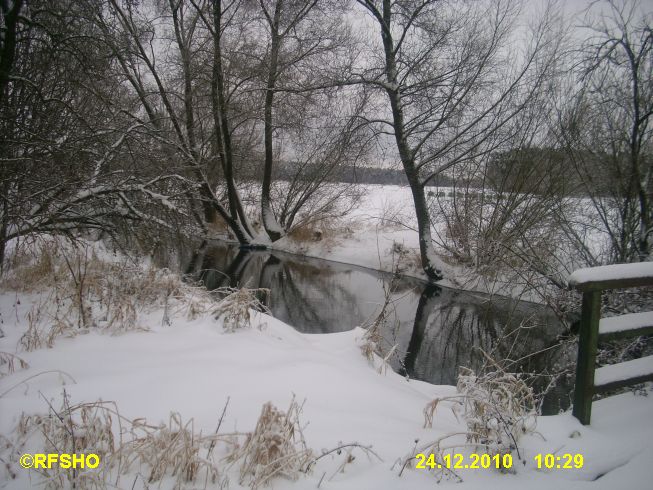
572,290,601,425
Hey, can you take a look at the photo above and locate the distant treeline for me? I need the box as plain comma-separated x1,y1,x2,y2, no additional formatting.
272,163,455,187
338,166,455,187
271,147,611,198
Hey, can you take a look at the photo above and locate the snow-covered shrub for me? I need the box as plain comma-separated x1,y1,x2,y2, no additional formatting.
455,366,537,456
411,361,538,479
14,399,116,489
228,398,312,489
213,287,270,333
4,236,216,350
119,412,220,486
358,296,398,373
358,274,405,375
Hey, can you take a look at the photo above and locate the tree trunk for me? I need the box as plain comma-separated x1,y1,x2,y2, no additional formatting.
171,1,218,228
379,0,442,281
0,0,24,106
212,0,254,241
0,199,7,273
261,3,284,242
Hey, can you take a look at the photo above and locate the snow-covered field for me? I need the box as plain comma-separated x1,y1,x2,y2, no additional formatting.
274,185,423,275
1,239,652,489
271,184,606,303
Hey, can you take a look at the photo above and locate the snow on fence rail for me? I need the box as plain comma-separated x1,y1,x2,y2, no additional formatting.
599,312,653,340
594,357,653,393
568,262,653,291
568,263,653,425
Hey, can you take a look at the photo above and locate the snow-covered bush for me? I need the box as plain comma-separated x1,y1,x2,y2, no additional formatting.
212,287,270,333
411,360,538,479
228,398,311,489
454,367,537,456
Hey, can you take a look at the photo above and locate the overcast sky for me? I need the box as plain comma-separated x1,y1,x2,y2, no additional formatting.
539,0,653,26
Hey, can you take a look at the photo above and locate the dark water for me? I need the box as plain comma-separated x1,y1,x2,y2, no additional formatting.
157,239,574,415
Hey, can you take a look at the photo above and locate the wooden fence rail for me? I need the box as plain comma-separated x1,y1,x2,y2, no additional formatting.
568,263,653,425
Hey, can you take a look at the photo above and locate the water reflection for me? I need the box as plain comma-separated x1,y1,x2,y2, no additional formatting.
160,239,570,414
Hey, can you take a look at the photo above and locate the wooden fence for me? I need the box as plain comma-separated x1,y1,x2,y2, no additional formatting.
568,263,653,425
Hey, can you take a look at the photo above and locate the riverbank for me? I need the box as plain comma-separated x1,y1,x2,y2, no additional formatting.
0,237,651,488
246,183,589,305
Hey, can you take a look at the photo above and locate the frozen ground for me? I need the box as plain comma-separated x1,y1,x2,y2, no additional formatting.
0,239,651,489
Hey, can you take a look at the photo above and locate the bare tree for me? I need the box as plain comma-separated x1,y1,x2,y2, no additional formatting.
255,0,365,241
93,0,367,246
269,91,371,232
88,0,258,244
354,0,565,281
0,0,188,266
259,0,316,240
557,0,652,263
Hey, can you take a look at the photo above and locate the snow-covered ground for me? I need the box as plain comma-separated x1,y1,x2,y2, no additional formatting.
270,184,606,303
1,239,651,489
274,185,423,275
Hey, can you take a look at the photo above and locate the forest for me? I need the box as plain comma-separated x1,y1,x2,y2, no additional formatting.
1,0,651,282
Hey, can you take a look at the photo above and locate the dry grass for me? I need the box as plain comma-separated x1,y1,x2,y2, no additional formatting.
5,394,325,489
9,395,223,489
228,397,312,489
14,396,117,489
2,238,61,292
286,218,345,250
399,353,538,481
287,224,321,243
212,287,270,333
3,237,216,351
358,274,407,375
20,297,78,351
118,412,221,487
0,352,29,377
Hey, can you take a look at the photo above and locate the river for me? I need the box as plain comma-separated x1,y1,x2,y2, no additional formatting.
155,239,574,415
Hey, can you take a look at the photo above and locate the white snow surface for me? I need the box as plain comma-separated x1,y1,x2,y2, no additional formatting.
599,312,653,336
1,244,653,488
594,356,653,388
262,205,285,234
568,262,653,287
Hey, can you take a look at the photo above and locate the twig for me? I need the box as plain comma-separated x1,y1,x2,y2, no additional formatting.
303,443,382,473
0,370,77,399
206,396,230,459
317,471,326,488
38,391,75,439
